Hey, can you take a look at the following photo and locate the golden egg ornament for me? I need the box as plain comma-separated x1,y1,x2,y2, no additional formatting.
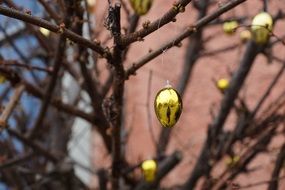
87,0,96,12
223,21,238,35
251,12,273,44
240,30,251,42
39,27,50,37
87,0,96,7
129,0,153,16
154,86,182,128
141,159,157,182
216,78,229,92
0,75,6,84
225,155,240,168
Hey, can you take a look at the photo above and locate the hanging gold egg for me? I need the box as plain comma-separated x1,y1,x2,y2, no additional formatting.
141,159,157,182
216,78,229,93
39,27,50,37
154,86,182,127
0,75,6,84
87,0,97,12
240,30,252,42
251,12,273,44
129,0,153,16
223,20,238,35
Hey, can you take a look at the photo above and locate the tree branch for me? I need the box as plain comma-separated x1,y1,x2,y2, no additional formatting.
119,0,193,46
125,0,248,79
0,84,25,130
268,143,285,190
7,128,59,163
27,36,66,139
105,3,126,189
0,5,111,59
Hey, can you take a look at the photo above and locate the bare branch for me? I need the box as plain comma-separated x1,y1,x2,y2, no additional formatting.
125,0,248,79
27,36,66,139
268,143,285,190
119,0,193,46
0,84,25,130
0,5,112,59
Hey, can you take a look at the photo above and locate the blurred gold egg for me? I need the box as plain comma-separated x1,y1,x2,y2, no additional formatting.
141,159,157,182
216,78,229,92
129,0,153,15
39,27,50,37
87,0,96,12
223,21,238,35
87,0,96,7
154,86,182,127
225,155,240,168
251,12,273,44
0,75,6,84
240,30,251,42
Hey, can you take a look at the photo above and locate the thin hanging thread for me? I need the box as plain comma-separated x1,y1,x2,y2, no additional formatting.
157,17,167,67
157,17,169,87
165,21,179,87
157,17,179,87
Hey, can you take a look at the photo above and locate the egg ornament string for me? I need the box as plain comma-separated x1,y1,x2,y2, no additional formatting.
154,81,183,128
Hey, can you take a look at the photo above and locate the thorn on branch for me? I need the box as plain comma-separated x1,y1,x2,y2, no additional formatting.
58,23,65,34
142,20,151,29
24,9,31,15
172,2,184,13
137,37,144,42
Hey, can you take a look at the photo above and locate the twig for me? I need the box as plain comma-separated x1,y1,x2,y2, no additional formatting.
263,0,268,12
37,0,63,22
23,81,95,123
0,84,25,130
200,43,239,57
7,128,59,163
0,152,35,170
268,143,285,190
0,5,111,59
0,60,52,74
4,0,54,52
0,66,94,122
252,62,285,116
239,176,285,189
27,36,66,139
97,168,108,190
119,0,193,46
